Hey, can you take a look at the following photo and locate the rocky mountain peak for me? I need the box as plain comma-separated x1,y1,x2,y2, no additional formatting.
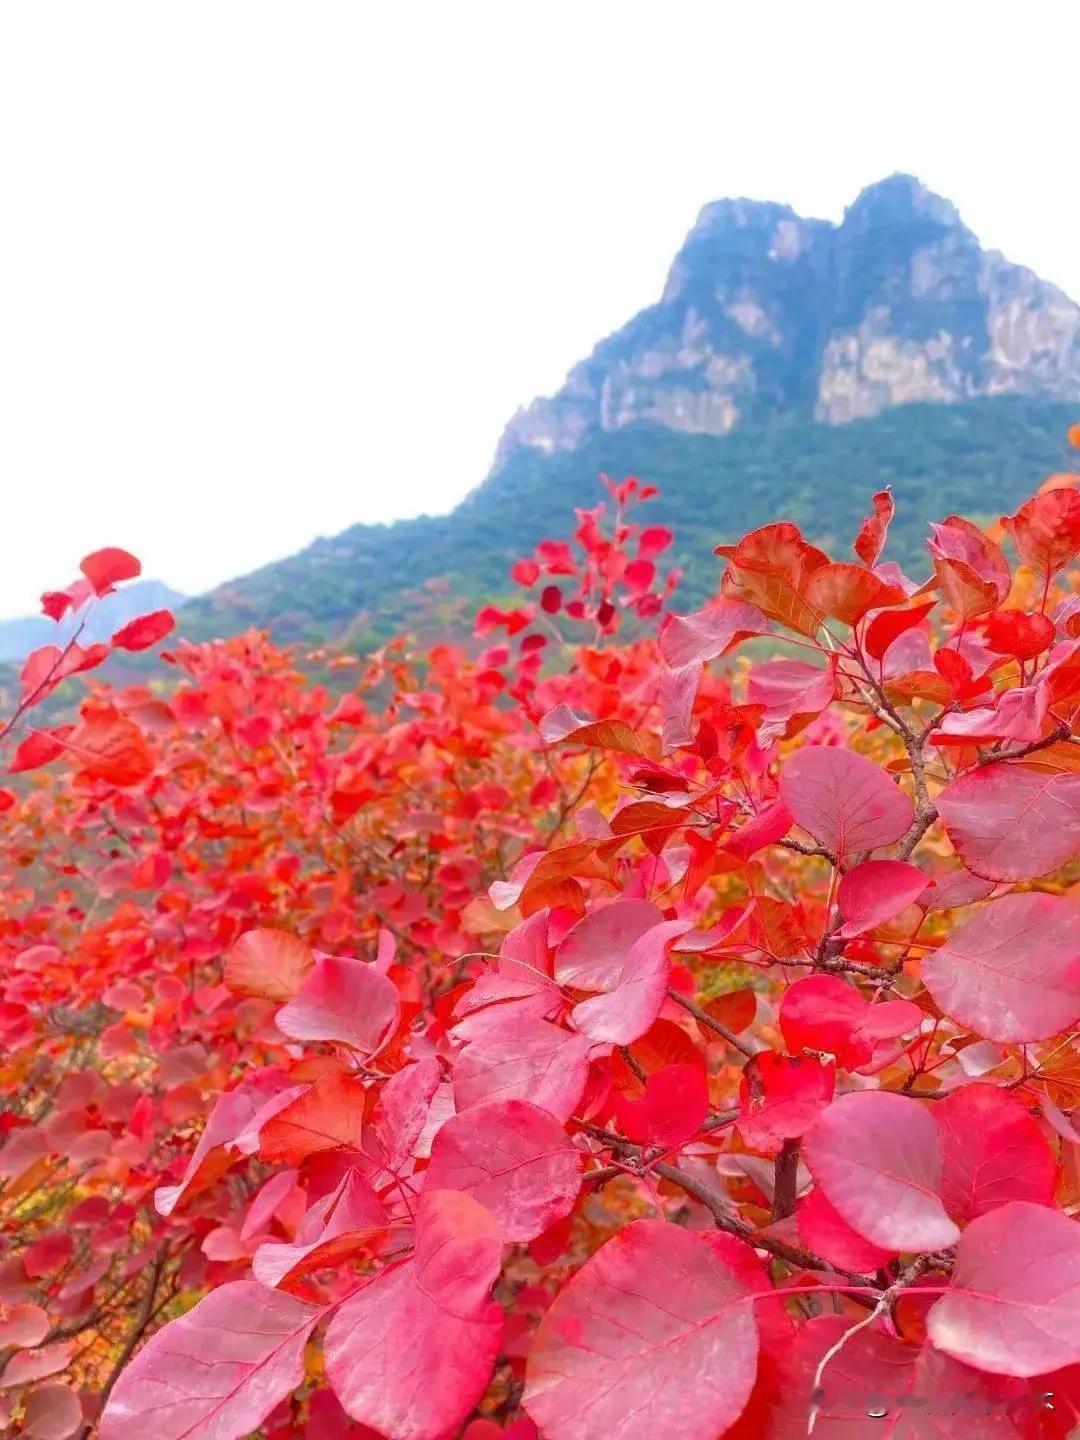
842,172,964,233
492,175,1080,470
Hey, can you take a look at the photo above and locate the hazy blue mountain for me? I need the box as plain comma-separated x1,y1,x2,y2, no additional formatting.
0,580,186,663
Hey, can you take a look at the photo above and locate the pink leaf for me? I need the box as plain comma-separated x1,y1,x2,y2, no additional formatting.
554,899,663,990
569,919,692,1045
98,1282,323,1439
747,659,836,745
659,600,769,668
23,1382,83,1439
738,1052,835,1157
425,1098,581,1241
796,1186,895,1273
0,1302,49,1347
803,1091,960,1251
276,956,399,1055
370,1057,442,1174
324,1190,503,1440
659,663,700,754
0,1341,72,1389
928,1201,1080,1377
779,746,914,862
835,859,928,938
922,892,1080,1043
239,1169,301,1242
454,1017,591,1123
524,1220,765,1440
556,902,689,1045
937,763,1080,881
454,911,559,1041
934,1083,1057,1224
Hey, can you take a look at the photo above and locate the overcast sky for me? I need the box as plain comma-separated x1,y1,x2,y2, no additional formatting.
1,2,1078,618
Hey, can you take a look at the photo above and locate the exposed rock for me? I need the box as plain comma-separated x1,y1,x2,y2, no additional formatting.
491,173,1080,471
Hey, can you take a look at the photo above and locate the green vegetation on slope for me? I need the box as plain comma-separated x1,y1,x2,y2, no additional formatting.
180,397,1079,646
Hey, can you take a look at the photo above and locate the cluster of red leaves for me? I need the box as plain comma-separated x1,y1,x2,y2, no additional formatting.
3,456,1080,1439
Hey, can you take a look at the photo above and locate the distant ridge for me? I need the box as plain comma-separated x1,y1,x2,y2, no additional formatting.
180,176,1080,646
0,580,186,663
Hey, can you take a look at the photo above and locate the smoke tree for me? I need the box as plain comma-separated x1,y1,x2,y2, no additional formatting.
1,457,1080,1437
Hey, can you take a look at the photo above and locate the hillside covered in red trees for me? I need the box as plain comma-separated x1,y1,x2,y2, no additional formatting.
3,444,1080,1438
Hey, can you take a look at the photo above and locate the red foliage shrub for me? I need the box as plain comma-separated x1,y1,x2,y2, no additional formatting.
2,466,1080,1437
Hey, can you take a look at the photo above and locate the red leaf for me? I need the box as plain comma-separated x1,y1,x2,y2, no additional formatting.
524,1220,765,1440
854,487,894,568
613,1064,709,1150
702,988,757,1035
40,577,92,621
68,706,152,786
738,1052,835,1156
984,608,1056,660
224,929,315,1002
0,1303,48,1349
724,799,793,859
937,763,1080,882
512,559,540,586
276,956,399,1056
803,562,906,626
928,1201,1080,1376
803,1091,959,1251
110,609,175,651
8,728,71,774
155,1082,282,1216
258,1072,366,1166
928,517,1010,619
796,1186,895,1273
659,662,699,754
1002,487,1080,578
922,892,1080,1043
934,1084,1057,1224
766,1315,1026,1437
864,599,935,664
0,1342,73,1389
780,975,921,1072
779,746,914,862
835,859,928,937
324,1190,503,1440
425,1099,580,1241
79,547,141,596
98,1282,323,1439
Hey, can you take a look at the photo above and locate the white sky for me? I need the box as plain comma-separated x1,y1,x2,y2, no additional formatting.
1,2,1078,618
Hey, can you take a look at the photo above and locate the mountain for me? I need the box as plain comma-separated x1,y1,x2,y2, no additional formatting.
0,580,187,663
182,175,1080,646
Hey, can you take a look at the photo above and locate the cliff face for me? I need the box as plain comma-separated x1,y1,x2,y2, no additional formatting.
493,174,1080,468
